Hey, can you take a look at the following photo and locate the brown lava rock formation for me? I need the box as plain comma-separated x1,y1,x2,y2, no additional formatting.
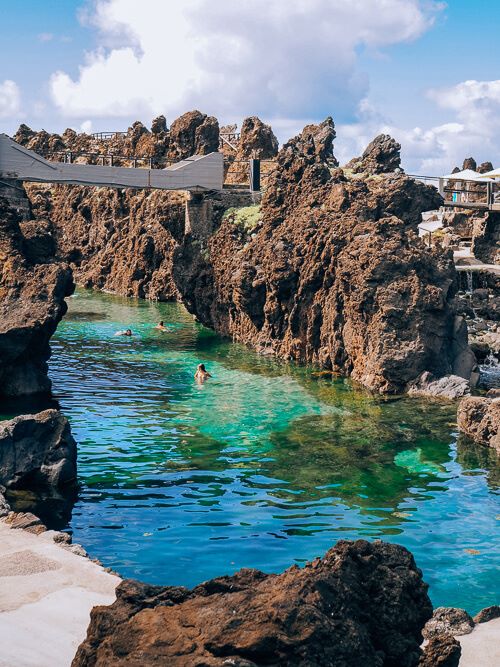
457,393,500,453
13,114,475,393
0,197,73,397
73,539,432,667
174,118,473,393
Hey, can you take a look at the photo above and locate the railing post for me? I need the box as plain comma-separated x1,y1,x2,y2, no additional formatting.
249,158,261,192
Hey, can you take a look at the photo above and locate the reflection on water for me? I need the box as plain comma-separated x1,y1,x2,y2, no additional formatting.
14,289,498,614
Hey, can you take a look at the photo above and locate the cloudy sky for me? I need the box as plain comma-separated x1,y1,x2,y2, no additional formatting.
0,0,499,173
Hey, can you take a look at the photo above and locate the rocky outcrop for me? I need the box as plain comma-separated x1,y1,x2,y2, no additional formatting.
237,116,279,159
25,184,184,300
473,605,500,624
167,110,219,161
0,196,74,397
419,634,461,667
423,607,475,638
457,395,500,453
174,120,474,394
408,372,471,400
0,410,77,491
14,110,220,170
73,539,432,667
345,134,402,174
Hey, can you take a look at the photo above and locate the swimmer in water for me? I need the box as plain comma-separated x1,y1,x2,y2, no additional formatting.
154,321,167,331
115,328,133,336
194,363,212,383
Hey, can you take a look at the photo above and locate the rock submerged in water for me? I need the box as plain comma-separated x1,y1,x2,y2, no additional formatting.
457,395,500,453
408,372,471,400
73,539,432,667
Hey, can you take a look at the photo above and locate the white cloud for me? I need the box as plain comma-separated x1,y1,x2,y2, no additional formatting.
50,0,442,123
0,80,21,119
336,79,500,175
38,32,54,42
80,119,93,133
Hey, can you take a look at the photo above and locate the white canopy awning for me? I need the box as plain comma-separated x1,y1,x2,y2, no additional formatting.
479,168,500,179
418,219,443,235
441,169,489,182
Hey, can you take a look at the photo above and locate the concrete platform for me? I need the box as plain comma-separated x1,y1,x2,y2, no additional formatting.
458,617,500,667
0,521,120,667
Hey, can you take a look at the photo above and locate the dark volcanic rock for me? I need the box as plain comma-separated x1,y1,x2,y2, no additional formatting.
423,607,475,638
457,396,500,453
419,634,461,667
0,196,74,397
73,539,432,667
462,157,477,171
151,114,167,134
0,409,77,490
237,116,279,159
168,110,219,161
25,184,184,300
345,134,402,174
174,120,471,394
473,605,500,623
478,161,494,174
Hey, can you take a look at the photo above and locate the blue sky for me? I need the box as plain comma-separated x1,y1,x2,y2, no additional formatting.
1,0,499,173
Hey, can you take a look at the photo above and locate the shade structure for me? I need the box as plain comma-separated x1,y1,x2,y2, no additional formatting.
441,169,489,181
479,168,500,179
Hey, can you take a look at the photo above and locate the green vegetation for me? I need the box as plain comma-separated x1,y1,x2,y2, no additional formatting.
223,205,261,233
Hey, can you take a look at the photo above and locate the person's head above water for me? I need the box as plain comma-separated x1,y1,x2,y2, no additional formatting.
159,321,164,326
126,329,132,336
197,363,206,372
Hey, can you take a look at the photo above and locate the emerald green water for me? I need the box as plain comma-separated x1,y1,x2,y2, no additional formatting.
13,290,500,613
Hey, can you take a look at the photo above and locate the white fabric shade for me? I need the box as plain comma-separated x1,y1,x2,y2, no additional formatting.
418,219,443,234
479,168,500,179
441,169,489,181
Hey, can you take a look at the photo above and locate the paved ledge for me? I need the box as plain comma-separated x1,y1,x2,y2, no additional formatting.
0,521,120,667
458,617,500,667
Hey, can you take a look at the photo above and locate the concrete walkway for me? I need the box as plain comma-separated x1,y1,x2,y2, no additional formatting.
0,521,120,667
458,617,500,667
0,519,498,666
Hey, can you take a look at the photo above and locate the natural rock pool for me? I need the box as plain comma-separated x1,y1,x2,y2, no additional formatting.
34,291,500,612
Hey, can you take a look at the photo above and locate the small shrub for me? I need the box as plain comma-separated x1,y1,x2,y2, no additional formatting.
222,205,261,234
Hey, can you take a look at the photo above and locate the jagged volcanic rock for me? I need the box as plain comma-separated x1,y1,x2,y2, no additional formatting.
167,110,219,161
14,109,220,169
174,120,473,393
418,634,461,667
73,539,432,667
457,395,500,453
345,133,402,174
25,183,184,300
237,116,279,159
0,196,74,397
423,607,475,638
0,409,77,491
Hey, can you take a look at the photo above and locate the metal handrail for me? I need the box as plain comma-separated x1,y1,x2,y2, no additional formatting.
90,131,126,140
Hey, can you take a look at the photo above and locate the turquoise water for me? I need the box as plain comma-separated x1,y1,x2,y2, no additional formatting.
31,290,500,612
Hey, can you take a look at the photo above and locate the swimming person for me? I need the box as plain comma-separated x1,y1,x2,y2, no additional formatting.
154,321,167,331
115,328,133,336
194,363,212,383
